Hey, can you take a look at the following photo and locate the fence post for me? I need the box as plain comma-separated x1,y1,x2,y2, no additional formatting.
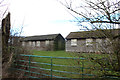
51,57,52,80
29,56,31,76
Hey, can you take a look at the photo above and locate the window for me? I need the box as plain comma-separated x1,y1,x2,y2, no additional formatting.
86,39,93,46
32,41,36,47
96,39,102,48
29,41,32,46
96,39,102,44
45,40,49,45
105,38,112,44
22,42,25,46
71,39,77,46
36,41,40,47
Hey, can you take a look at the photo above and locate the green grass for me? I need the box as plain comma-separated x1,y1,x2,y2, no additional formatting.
31,50,109,78
32,50,74,57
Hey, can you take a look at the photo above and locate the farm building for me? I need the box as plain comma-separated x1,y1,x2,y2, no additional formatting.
66,29,120,53
21,34,65,51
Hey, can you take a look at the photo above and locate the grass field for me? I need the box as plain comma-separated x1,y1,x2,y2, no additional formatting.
31,50,109,78
32,50,109,58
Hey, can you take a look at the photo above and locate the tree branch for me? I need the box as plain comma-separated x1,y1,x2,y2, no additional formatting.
91,21,120,24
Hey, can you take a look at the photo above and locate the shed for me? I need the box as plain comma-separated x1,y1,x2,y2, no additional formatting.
22,34,65,51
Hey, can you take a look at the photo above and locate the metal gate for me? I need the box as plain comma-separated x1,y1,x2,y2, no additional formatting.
13,54,119,79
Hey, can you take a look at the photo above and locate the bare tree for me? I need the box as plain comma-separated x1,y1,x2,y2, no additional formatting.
58,0,120,77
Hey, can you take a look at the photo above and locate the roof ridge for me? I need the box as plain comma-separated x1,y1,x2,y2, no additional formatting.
23,33,62,41
25,33,60,38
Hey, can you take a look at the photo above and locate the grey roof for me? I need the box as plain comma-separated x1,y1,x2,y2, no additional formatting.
23,34,61,41
66,29,120,39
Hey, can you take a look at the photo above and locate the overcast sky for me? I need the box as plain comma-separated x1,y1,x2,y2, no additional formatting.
9,0,80,37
